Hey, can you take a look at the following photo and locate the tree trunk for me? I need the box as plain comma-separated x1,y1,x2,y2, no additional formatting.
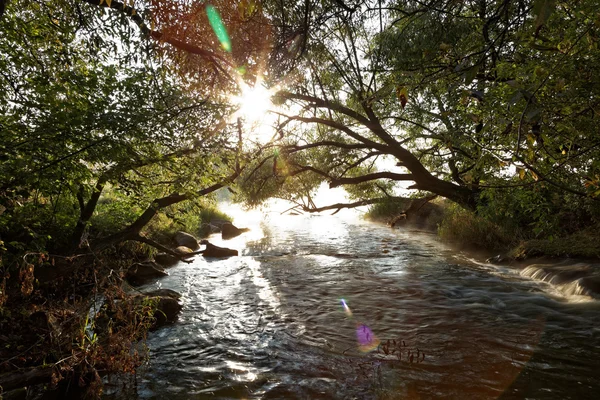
90,181,227,252
69,179,105,252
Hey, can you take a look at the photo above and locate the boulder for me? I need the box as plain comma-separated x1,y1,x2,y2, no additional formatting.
200,240,238,258
210,219,229,228
174,246,194,256
125,261,167,286
221,222,250,240
135,289,182,329
174,231,200,250
200,223,221,235
143,288,181,300
154,252,179,267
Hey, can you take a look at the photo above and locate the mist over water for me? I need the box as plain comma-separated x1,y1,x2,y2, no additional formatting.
125,206,600,399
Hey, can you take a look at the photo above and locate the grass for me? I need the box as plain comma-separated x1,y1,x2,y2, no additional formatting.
438,204,519,251
507,224,600,260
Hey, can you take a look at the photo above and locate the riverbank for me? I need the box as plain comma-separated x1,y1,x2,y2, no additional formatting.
0,205,235,399
364,197,600,262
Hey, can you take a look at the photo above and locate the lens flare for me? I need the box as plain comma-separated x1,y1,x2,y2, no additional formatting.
206,5,231,52
340,298,353,317
356,323,380,353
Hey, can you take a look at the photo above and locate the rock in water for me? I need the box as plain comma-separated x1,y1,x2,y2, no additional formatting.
154,252,179,267
201,240,238,258
221,223,250,240
174,246,194,256
125,261,167,286
137,289,182,328
174,231,200,250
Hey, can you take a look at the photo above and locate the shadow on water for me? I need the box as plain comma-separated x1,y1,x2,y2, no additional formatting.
105,210,600,399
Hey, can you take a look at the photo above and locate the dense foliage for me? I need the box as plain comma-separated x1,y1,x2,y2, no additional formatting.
240,0,600,241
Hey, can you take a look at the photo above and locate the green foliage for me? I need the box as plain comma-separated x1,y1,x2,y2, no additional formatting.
365,198,411,222
438,203,518,251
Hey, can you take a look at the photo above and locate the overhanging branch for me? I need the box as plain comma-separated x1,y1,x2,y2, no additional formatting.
329,172,414,188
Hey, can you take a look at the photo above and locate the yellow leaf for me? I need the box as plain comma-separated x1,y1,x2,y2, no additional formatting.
396,86,408,109
530,170,539,181
106,0,112,7
519,169,526,180
99,0,104,5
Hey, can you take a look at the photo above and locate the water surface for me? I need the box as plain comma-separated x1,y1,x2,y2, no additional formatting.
128,211,600,399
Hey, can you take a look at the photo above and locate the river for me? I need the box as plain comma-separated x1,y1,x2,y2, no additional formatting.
118,208,600,399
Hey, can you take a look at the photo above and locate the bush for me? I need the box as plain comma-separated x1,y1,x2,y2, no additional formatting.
364,198,411,223
438,203,518,251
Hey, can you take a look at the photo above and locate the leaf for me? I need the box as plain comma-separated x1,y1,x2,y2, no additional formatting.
530,170,539,181
396,86,408,109
464,65,479,85
519,168,526,180
106,0,112,8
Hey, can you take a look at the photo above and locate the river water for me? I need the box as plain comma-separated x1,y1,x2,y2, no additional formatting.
130,209,600,399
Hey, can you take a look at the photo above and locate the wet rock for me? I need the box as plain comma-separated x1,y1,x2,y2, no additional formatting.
134,289,182,329
174,246,194,256
152,296,182,328
174,231,200,250
125,261,167,286
221,222,250,240
142,288,182,300
487,254,508,264
200,240,238,258
210,219,229,228
154,252,179,267
200,223,221,235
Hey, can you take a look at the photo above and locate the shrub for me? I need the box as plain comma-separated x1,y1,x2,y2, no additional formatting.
438,203,518,251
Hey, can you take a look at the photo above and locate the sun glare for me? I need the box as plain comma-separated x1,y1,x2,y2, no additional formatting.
233,82,274,123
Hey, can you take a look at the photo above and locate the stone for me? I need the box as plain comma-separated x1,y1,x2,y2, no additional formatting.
221,222,250,240
125,261,167,286
200,240,238,258
151,296,182,328
174,231,200,250
174,246,194,256
154,252,179,267
134,289,182,329
142,288,182,300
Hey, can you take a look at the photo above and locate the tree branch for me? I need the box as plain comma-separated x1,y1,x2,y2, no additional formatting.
329,172,414,188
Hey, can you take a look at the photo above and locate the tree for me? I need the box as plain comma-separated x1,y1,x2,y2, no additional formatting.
240,0,600,235
0,0,269,263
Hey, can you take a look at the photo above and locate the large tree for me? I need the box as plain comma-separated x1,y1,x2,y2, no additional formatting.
240,0,600,234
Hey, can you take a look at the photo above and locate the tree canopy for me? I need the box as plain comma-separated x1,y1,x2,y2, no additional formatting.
238,0,600,238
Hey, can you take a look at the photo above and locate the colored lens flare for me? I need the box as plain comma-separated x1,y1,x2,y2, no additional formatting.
356,323,380,353
206,5,231,52
340,298,353,317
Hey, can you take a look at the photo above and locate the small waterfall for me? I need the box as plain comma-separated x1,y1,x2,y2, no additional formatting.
520,263,600,300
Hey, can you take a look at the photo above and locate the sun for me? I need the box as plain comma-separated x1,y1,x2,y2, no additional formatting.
232,81,274,124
